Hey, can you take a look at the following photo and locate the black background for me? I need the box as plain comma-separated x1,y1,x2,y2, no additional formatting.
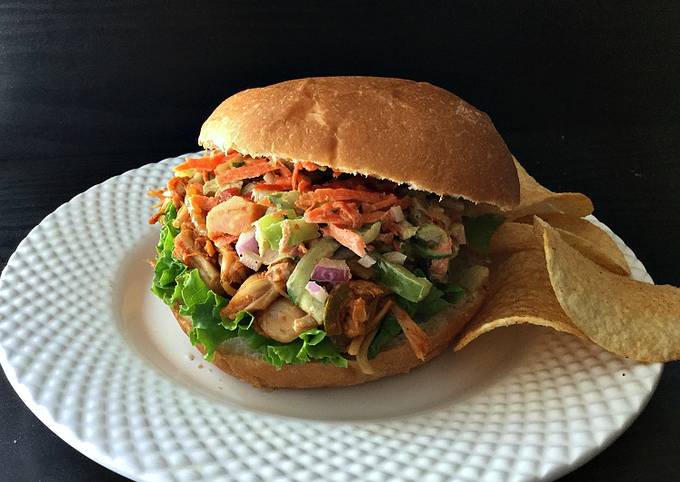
1,2,679,481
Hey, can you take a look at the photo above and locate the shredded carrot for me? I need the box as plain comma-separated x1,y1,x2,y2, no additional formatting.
148,209,163,225
299,161,321,171
216,159,279,184
190,195,219,212
291,163,302,190
147,188,165,200
321,224,367,257
361,195,400,212
174,152,227,172
277,162,293,177
361,210,388,224
292,162,311,190
167,177,187,205
297,188,391,209
292,161,322,190
255,197,275,208
254,175,292,191
185,183,203,196
304,201,364,228
321,178,372,190
216,188,241,202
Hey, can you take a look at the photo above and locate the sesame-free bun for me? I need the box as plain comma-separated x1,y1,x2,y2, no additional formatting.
173,281,487,389
198,77,519,209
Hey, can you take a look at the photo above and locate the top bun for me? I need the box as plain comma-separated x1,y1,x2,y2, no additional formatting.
199,76,519,209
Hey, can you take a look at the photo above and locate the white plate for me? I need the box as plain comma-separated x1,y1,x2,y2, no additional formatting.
0,153,662,482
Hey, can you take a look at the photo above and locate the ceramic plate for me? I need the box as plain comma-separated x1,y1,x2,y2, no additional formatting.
0,153,662,482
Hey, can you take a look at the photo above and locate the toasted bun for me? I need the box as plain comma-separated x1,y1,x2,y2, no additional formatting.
172,282,487,389
198,77,519,209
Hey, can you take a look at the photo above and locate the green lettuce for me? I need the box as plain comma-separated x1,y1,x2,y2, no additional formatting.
262,329,348,369
150,206,347,367
368,283,466,359
368,314,401,359
395,283,465,319
176,269,230,360
462,213,505,256
234,319,347,369
151,204,186,304
150,204,229,360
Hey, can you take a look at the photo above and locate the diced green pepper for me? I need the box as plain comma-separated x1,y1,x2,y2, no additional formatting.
267,191,300,210
255,210,297,253
298,292,325,323
255,213,285,253
414,223,454,258
416,224,447,244
414,243,455,259
374,257,432,302
359,221,381,243
286,238,339,303
280,218,320,249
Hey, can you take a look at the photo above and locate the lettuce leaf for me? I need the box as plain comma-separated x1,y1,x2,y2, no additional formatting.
368,283,466,359
368,313,402,359
151,204,186,304
150,203,347,367
440,284,466,304
176,269,230,360
226,313,347,368
462,213,505,256
223,309,255,332
152,252,185,304
395,282,465,319
151,204,229,360
262,329,348,369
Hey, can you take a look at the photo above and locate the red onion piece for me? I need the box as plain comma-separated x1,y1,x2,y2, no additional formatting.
235,230,259,256
305,281,329,303
311,258,351,283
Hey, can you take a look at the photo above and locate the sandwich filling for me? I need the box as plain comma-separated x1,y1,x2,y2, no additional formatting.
149,151,501,373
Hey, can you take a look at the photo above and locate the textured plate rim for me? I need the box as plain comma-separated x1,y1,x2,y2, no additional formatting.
0,163,172,482
0,155,664,482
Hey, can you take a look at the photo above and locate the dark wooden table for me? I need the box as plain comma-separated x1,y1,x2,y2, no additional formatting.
1,2,679,481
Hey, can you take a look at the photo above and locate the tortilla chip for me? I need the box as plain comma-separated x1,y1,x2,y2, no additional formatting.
520,213,630,276
507,159,594,220
540,219,680,362
454,249,585,351
491,218,629,276
489,222,541,261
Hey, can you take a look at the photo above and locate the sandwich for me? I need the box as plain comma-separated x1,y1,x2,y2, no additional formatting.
149,77,520,388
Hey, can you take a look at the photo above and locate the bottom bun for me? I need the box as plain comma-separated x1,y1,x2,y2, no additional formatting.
172,284,487,389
